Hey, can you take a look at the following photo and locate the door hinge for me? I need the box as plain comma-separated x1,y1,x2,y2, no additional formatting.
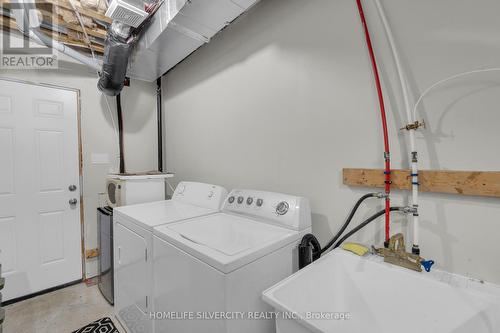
145,295,148,308
145,249,148,262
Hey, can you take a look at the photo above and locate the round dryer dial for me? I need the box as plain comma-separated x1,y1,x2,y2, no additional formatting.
276,201,289,215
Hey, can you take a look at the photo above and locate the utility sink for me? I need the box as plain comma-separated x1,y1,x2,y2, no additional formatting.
262,250,500,333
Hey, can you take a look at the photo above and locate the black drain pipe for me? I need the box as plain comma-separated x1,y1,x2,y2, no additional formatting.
156,77,163,172
116,94,125,174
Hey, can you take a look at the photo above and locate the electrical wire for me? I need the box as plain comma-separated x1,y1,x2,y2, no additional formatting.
355,0,392,243
67,0,97,60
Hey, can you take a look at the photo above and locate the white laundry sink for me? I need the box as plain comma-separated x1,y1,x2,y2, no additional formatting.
262,250,500,333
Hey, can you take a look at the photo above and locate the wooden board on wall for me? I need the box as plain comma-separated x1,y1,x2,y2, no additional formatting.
343,168,500,198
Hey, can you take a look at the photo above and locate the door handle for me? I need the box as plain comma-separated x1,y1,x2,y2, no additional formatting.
69,198,78,206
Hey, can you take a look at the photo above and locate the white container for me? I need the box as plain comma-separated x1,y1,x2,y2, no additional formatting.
105,173,174,208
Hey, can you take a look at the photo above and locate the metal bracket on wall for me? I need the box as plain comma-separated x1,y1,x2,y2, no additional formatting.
86,248,100,259
400,120,425,131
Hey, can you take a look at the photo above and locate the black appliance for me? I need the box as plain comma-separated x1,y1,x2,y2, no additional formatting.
97,206,114,305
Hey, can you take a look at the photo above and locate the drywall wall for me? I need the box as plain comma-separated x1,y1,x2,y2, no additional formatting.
162,0,500,283
0,37,159,277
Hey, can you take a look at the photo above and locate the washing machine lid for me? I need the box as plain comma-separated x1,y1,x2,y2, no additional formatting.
114,200,217,230
153,213,299,273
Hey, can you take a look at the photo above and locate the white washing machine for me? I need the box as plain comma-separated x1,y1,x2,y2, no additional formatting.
113,181,228,333
152,189,312,333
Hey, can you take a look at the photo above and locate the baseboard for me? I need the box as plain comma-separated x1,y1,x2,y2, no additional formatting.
1,279,83,306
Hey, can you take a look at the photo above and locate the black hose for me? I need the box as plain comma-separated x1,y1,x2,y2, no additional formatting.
320,193,378,254
333,207,402,250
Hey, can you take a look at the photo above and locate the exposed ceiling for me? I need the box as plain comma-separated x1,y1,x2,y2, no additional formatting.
1,0,109,55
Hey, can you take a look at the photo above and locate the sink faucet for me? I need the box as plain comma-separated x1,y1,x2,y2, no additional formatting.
374,233,423,272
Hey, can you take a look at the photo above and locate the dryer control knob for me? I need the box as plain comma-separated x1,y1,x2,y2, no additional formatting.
237,196,244,204
256,198,264,207
228,196,235,203
276,201,289,215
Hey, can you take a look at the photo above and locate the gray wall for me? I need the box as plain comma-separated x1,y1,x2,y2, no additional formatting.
0,47,158,277
162,0,500,283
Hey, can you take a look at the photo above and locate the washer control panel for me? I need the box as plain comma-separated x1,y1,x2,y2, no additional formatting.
172,181,229,210
223,189,311,230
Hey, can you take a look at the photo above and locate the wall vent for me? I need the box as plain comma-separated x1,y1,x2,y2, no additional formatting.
105,0,148,28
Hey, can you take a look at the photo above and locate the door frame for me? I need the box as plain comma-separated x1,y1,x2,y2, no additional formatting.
0,77,86,280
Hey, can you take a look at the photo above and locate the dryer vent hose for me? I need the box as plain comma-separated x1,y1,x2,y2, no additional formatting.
97,27,133,96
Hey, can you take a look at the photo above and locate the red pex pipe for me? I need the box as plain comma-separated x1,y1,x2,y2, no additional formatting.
355,0,391,242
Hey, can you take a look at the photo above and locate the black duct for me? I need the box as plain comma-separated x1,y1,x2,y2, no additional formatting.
97,0,164,96
98,26,133,96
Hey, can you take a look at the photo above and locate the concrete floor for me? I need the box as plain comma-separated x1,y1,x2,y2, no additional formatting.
3,283,120,333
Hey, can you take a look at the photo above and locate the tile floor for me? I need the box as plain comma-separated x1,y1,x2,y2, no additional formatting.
3,283,120,333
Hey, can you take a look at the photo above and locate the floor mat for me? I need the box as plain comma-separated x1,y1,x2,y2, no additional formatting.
117,304,150,333
72,317,119,333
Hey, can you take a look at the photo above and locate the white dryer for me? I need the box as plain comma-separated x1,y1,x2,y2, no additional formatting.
113,181,228,333
152,189,312,333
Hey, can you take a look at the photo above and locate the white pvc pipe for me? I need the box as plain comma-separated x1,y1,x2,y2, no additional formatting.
376,0,500,251
413,68,500,119
374,0,420,249
410,68,500,248
32,29,101,71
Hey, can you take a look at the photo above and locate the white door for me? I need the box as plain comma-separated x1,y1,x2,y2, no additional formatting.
0,79,82,301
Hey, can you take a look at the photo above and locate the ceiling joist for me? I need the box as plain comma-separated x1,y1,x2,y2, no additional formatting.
1,0,109,55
